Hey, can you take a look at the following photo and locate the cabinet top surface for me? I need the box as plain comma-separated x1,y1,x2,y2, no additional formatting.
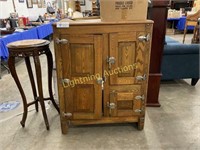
53,19,153,26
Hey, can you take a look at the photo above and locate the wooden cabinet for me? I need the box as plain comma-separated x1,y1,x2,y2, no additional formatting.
53,20,153,134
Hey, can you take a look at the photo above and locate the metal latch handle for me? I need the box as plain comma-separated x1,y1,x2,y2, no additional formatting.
107,56,115,70
107,102,116,109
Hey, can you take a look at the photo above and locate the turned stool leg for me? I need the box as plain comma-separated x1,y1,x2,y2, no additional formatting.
33,55,50,130
25,57,39,112
46,49,60,113
8,56,28,127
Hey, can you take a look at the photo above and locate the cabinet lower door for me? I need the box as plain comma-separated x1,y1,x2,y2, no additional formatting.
61,34,103,120
109,87,143,117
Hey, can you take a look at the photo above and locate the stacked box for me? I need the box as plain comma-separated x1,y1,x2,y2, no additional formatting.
100,0,148,22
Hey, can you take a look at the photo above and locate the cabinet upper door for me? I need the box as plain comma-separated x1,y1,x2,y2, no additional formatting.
60,34,103,120
108,32,149,85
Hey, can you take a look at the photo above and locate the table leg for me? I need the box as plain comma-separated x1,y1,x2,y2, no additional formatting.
8,56,28,127
25,57,39,112
33,55,50,130
46,49,60,113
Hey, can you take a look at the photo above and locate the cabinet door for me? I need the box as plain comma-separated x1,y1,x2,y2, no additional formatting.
106,31,150,117
109,87,143,117
108,32,148,85
61,34,103,120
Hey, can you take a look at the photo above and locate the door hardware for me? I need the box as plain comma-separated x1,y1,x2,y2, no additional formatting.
138,34,150,42
55,38,68,44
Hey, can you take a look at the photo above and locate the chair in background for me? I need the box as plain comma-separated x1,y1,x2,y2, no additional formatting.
183,9,200,43
191,18,200,43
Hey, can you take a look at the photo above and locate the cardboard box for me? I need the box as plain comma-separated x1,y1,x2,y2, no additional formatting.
100,0,148,22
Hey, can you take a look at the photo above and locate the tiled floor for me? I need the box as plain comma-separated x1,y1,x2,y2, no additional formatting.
0,33,199,150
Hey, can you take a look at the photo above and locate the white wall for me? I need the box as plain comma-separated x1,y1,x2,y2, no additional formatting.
0,0,52,19
81,0,92,12
0,0,92,19
0,0,14,18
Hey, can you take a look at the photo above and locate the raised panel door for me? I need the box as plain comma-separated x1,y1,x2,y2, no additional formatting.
108,32,147,85
60,34,103,120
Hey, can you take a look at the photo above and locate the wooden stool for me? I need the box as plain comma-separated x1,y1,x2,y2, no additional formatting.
7,39,60,130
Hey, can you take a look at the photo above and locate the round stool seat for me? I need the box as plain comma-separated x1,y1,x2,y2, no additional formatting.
7,39,50,57
7,39,48,48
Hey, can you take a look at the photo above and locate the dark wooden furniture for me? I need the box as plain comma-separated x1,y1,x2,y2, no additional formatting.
147,0,169,106
53,20,153,134
7,39,60,130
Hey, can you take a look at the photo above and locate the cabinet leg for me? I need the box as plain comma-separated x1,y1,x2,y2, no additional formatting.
137,117,145,130
61,120,68,134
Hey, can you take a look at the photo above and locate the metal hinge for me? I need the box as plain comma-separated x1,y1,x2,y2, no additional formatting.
138,34,150,42
63,112,72,118
136,74,146,81
61,78,70,88
55,38,68,44
135,95,145,101
134,109,143,113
